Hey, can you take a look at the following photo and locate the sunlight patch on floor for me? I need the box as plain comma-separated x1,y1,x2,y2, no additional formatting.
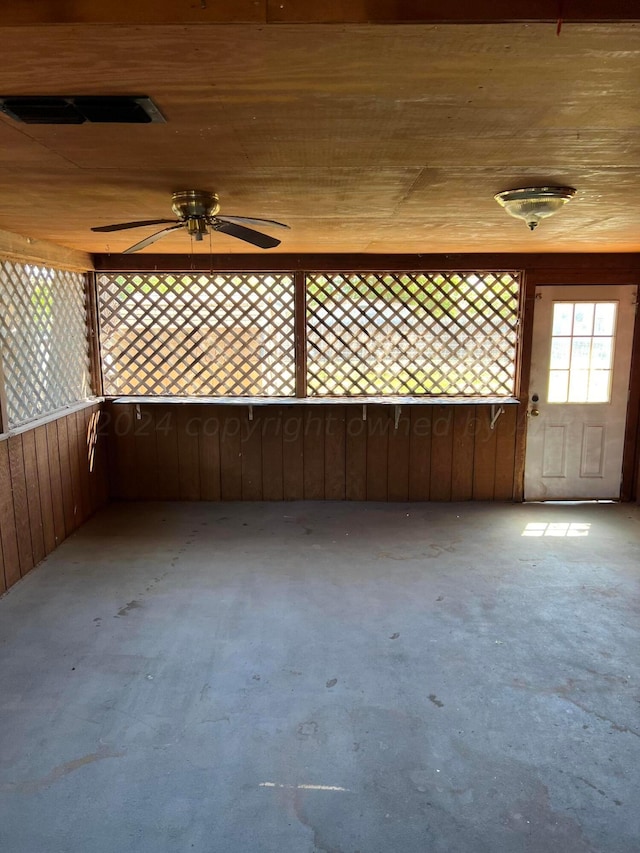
522,522,591,537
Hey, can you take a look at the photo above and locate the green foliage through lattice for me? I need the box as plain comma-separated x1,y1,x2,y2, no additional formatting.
306,271,521,397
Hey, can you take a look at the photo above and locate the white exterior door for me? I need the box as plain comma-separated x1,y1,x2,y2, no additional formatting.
524,284,636,501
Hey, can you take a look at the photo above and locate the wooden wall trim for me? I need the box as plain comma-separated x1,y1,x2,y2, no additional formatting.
622,297,640,501
2,1,639,25
527,266,640,287
0,352,9,435
0,0,266,25
85,273,104,397
0,228,92,272
512,274,537,501
0,398,103,442
93,252,640,275
266,0,640,24
293,270,307,398
0,404,108,595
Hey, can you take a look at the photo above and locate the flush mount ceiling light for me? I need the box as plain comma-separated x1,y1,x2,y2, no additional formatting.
494,186,576,230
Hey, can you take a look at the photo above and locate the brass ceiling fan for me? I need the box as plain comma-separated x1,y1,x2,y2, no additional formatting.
91,189,289,253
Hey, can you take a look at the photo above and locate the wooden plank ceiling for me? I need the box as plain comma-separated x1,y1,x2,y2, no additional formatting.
0,5,639,255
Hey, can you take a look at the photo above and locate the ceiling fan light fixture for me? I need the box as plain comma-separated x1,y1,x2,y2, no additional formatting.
494,186,576,230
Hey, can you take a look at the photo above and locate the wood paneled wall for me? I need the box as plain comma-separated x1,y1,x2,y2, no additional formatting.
94,252,640,503
0,404,109,595
106,402,518,503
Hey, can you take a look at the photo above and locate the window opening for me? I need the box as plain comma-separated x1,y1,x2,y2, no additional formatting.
306,271,521,397
97,272,296,396
0,260,91,427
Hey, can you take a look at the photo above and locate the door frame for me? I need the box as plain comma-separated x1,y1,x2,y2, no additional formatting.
514,271,640,502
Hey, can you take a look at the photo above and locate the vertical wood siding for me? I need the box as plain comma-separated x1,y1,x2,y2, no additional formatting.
0,404,109,594
106,402,518,504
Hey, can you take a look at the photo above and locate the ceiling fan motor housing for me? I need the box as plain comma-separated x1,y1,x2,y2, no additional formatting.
171,189,220,220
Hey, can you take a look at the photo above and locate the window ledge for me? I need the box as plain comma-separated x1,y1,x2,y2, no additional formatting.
109,395,520,406
0,397,103,442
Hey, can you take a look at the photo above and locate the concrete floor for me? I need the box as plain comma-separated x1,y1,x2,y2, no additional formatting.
0,501,638,853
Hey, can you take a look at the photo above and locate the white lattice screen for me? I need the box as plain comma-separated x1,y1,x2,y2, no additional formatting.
0,260,91,428
97,272,296,396
306,271,521,396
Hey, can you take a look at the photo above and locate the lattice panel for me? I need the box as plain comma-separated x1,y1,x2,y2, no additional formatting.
98,272,296,396
0,260,91,428
306,271,521,396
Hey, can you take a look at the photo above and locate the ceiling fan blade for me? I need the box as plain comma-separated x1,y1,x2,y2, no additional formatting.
123,224,184,254
215,214,290,230
213,221,281,249
91,218,179,233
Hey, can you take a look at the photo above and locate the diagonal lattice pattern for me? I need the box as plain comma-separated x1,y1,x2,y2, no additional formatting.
306,271,521,396
0,260,91,428
98,272,296,396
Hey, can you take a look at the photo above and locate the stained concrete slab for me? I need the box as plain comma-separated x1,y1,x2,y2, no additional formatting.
0,501,639,853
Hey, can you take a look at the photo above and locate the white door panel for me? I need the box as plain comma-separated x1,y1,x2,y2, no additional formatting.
524,284,636,501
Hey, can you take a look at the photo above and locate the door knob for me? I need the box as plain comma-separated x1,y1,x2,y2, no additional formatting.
530,393,540,416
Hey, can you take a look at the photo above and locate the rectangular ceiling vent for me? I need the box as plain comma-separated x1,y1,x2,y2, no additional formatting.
0,96,165,124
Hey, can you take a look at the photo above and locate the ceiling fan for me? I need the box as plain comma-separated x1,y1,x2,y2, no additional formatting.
91,189,289,253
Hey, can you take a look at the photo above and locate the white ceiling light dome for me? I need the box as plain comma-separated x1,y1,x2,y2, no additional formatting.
494,186,576,230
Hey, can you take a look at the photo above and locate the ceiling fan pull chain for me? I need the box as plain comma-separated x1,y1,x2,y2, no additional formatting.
556,0,563,36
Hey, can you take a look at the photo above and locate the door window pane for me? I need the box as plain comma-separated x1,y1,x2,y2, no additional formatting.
591,338,612,369
573,303,594,335
568,369,589,402
548,370,569,403
588,370,611,403
547,301,616,404
594,303,616,336
550,337,570,369
552,303,573,336
571,337,592,369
